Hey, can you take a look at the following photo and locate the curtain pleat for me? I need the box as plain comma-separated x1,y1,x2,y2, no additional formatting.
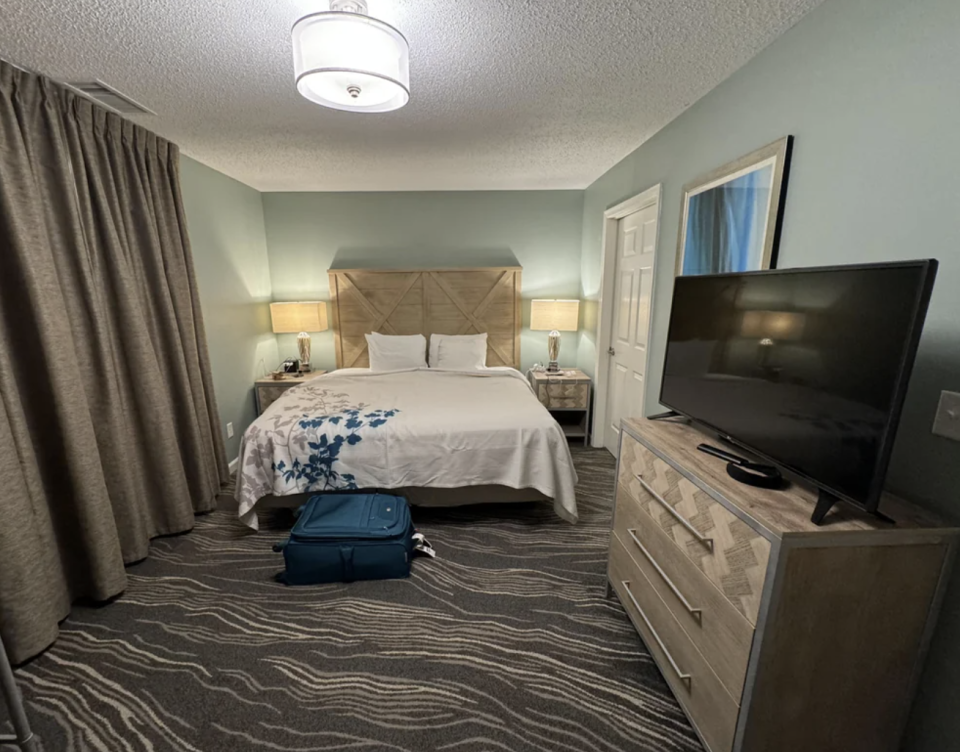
0,61,228,664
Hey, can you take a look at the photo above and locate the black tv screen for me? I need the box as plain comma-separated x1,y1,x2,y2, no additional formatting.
660,261,937,513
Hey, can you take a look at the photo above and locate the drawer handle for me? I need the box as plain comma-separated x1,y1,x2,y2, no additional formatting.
627,529,702,621
621,580,692,689
636,475,714,550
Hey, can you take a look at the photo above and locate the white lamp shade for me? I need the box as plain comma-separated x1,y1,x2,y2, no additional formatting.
270,302,329,334
292,11,410,113
530,300,580,332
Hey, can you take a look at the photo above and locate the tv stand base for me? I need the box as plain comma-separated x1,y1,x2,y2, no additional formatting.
811,489,897,526
647,410,684,422
810,489,838,525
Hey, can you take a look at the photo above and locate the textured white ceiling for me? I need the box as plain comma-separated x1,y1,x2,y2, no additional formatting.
1,0,823,191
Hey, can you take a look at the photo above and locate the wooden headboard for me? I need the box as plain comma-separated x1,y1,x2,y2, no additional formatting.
328,267,522,369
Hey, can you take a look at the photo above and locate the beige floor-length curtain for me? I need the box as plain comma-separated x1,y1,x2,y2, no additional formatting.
0,61,229,664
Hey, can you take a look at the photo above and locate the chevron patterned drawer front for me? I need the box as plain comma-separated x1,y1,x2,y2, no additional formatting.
257,386,290,413
618,431,771,624
609,536,741,752
255,371,327,416
537,382,589,409
612,485,755,699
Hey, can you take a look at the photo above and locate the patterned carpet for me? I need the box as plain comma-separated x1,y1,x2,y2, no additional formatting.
2,448,702,752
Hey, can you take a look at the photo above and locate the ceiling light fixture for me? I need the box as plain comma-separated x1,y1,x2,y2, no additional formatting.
292,0,410,113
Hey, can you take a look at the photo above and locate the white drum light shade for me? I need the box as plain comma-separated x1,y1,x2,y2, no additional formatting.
292,2,410,113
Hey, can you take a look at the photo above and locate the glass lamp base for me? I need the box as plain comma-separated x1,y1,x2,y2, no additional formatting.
547,330,561,372
297,332,312,372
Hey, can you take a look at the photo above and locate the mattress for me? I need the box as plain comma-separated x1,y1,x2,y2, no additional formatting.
235,367,579,529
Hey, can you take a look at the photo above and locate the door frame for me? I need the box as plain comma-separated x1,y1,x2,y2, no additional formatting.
591,184,663,449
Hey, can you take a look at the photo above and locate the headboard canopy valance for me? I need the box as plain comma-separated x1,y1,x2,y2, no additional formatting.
328,267,522,369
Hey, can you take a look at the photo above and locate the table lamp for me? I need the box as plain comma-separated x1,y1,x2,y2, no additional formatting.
530,299,580,373
270,302,328,372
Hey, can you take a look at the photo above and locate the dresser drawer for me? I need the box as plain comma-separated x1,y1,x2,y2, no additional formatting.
609,536,739,752
613,484,754,699
536,381,589,409
618,430,771,624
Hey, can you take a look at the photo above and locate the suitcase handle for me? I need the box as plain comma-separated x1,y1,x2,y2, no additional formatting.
272,541,287,553
340,546,355,583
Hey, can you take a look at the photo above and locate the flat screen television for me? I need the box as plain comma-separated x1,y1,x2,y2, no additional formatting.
659,260,938,522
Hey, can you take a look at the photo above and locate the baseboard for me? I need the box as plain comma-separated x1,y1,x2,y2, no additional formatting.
228,457,239,476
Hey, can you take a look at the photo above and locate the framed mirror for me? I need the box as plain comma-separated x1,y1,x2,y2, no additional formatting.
676,136,793,276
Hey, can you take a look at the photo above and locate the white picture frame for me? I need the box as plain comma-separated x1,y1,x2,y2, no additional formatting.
676,136,793,276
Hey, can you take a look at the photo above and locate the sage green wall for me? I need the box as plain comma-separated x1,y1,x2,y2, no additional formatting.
577,0,960,748
262,191,585,372
180,156,278,461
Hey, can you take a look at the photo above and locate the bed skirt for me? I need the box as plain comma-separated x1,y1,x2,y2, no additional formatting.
223,485,550,514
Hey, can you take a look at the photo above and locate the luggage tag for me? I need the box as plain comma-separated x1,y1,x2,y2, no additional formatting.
412,532,437,558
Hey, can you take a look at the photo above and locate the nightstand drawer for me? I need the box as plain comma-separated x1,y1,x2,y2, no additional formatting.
613,484,754,699
609,536,740,752
257,385,291,413
255,371,327,415
536,381,589,409
618,430,771,625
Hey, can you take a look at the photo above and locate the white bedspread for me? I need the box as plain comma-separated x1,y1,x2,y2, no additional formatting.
235,368,579,529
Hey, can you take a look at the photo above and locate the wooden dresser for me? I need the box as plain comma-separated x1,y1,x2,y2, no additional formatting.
608,417,958,752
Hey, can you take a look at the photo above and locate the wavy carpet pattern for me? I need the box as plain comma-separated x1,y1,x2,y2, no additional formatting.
3,448,702,752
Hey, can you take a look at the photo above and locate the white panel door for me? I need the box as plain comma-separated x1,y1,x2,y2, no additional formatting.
604,202,658,456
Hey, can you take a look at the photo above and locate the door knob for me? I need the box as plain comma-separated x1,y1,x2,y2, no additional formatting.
608,347,616,356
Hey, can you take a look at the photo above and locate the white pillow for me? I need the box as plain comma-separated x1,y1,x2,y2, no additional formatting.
429,333,487,367
434,333,488,370
365,332,427,370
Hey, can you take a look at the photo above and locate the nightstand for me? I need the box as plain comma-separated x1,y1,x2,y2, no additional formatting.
255,371,327,415
528,368,592,445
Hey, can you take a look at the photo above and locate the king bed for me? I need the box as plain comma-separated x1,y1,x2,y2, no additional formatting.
235,266,579,529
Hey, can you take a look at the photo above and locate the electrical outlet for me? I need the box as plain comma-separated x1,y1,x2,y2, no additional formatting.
226,422,235,439
932,391,960,442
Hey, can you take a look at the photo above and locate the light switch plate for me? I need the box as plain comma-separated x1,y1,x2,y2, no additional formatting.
226,422,235,439
932,391,960,442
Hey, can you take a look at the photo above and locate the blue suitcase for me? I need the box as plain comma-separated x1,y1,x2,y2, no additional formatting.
273,493,416,585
